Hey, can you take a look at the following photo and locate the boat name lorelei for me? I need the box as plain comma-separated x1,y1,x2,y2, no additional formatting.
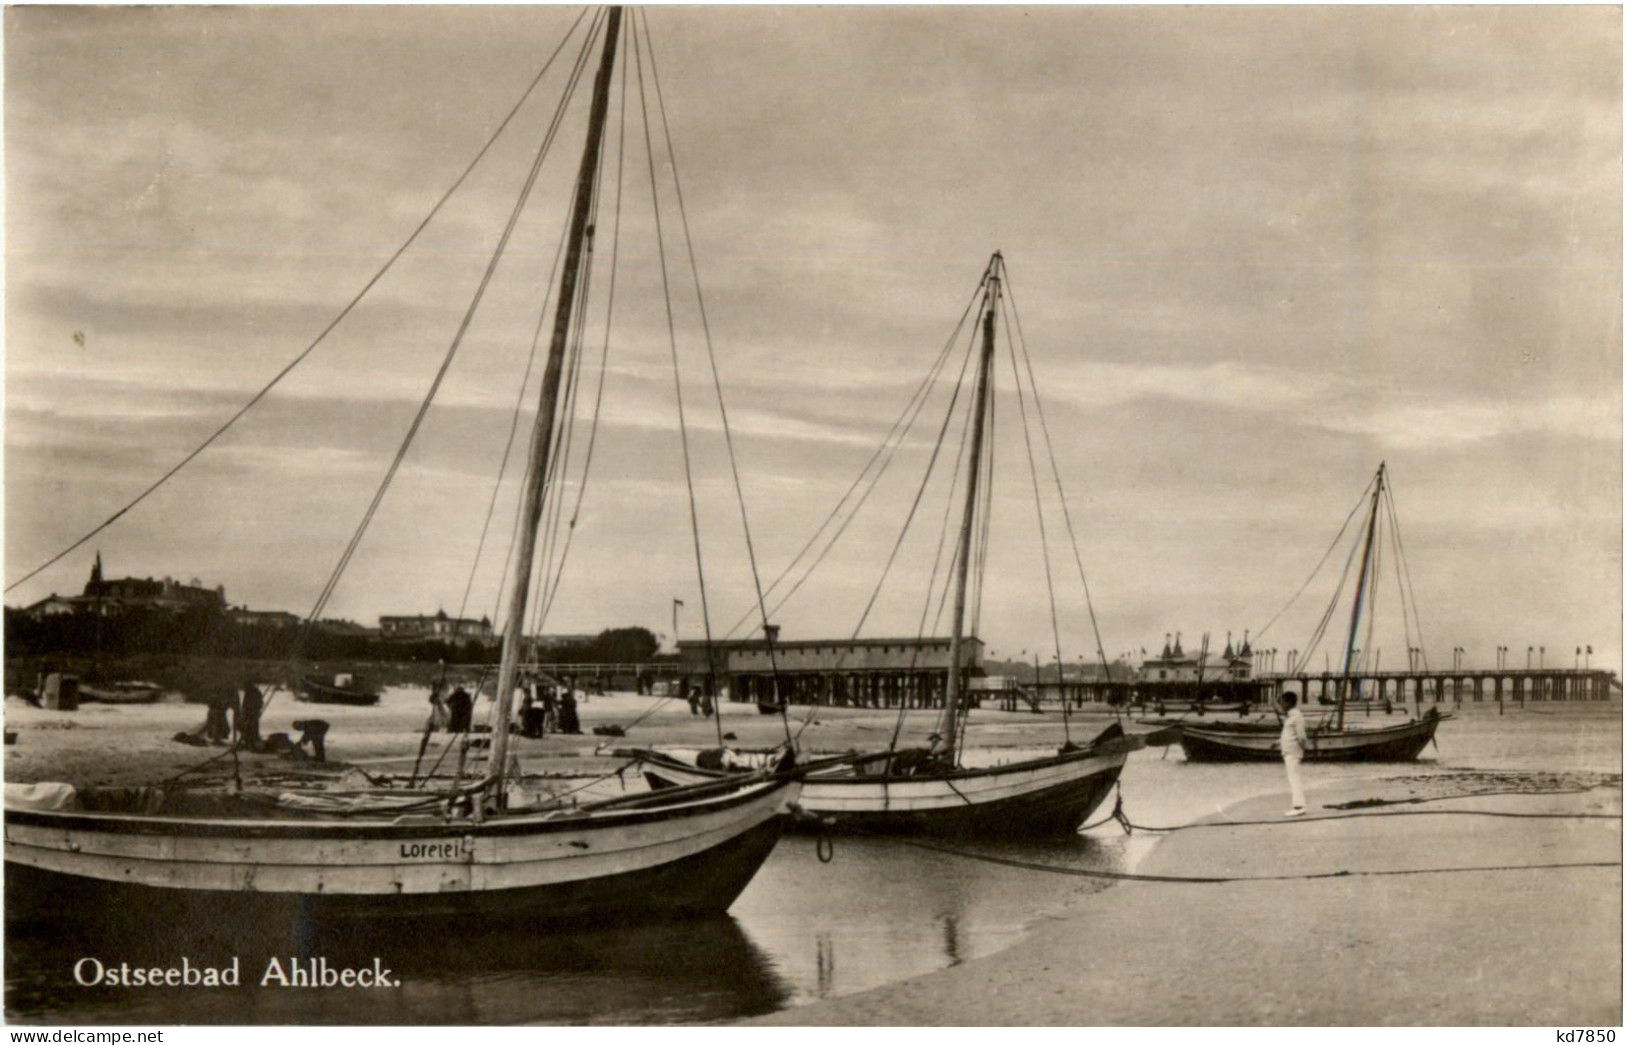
74,957,401,988
399,838,472,859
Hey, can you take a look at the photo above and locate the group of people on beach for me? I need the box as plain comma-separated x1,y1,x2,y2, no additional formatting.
423,675,581,740
173,674,329,762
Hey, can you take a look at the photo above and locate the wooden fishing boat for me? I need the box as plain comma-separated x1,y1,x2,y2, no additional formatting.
641,725,1136,835
4,775,798,926
1175,709,1447,763
1177,463,1449,763
297,673,381,707
5,7,803,927
638,254,1137,836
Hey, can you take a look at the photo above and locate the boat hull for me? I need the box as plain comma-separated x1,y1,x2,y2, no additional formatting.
4,778,797,927
295,679,380,707
1176,715,1446,763
77,685,163,705
642,735,1132,837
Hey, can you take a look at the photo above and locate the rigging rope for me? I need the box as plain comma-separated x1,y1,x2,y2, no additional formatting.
861,784,1622,885
289,13,605,661
795,289,986,747
534,45,631,631
5,8,594,597
639,9,789,742
891,302,985,750
1253,471,1377,644
1000,268,1116,683
717,280,986,642
631,23,725,747
1383,471,1430,672
1002,281,1071,746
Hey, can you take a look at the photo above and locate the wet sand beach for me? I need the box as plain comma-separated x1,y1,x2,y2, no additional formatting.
3,691,1619,1024
750,704,1623,1026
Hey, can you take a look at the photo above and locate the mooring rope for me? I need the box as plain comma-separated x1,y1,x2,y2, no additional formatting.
844,782,1621,886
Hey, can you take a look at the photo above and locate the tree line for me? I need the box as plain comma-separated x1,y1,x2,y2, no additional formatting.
4,608,661,667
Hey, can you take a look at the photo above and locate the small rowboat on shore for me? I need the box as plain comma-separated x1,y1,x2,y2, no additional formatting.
297,673,381,707
78,681,164,705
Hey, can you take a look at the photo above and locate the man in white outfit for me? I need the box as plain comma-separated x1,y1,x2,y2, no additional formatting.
1279,691,1309,816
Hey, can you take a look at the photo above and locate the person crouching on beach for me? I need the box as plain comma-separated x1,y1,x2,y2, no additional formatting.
1280,691,1308,817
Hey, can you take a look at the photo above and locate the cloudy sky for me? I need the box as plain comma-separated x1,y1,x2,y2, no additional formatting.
6,6,1619,673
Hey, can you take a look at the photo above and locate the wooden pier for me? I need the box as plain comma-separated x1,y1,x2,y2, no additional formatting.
1049,668,1617,707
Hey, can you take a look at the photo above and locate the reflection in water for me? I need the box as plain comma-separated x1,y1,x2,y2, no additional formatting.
6,914,788,1025
729,832,1123,1004
5,831,1124,1024
9,708,1607,1024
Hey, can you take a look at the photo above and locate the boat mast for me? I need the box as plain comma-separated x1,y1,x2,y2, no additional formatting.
941,256,1000,760
1336,461,1385,731
489,7,623,798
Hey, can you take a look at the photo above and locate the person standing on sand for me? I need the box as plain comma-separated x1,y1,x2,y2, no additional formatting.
237,677,264,750
446,684,474,733
1280,691,1309,816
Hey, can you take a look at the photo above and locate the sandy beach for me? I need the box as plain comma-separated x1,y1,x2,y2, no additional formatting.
747,703,1623,1026
4,691,1619,1025
0,686,1122,790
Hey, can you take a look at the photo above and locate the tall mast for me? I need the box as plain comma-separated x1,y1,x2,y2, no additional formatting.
941,256,1000,760
1336,461,1385,731
490,8,623,796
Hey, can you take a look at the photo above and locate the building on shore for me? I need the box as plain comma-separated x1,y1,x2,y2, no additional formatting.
229,608,301,629
1140,632,1253,683
21,554,226,620
526,634,598,657
378,610,494,647
678,635,984,709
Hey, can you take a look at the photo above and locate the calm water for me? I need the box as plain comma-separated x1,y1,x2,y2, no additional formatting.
7,703,1617,1024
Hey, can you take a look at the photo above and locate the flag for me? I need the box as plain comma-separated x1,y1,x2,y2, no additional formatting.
673,599,685,608
1587,645,1593,655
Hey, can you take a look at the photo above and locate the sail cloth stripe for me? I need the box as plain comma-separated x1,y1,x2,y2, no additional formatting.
4,8,594,597
639,9,789,737
291,12,607,660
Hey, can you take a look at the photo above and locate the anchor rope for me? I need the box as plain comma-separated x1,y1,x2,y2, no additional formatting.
861,783,1622,885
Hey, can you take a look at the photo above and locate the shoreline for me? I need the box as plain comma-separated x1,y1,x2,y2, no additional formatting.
747,708,1622,1026
4,695,1618,1025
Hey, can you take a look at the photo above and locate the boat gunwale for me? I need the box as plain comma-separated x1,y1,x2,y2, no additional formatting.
2,776,796,840
1178,713,1451,740
638,735,1133,788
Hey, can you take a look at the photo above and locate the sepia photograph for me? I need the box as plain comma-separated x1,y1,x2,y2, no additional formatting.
3,3,1620,1028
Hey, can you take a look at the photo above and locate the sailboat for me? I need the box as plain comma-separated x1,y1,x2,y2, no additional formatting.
1175,462,1449,762
638,255,1137,836
4,7,800,927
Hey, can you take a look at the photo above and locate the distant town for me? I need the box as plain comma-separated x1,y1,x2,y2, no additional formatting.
5,556,638,665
